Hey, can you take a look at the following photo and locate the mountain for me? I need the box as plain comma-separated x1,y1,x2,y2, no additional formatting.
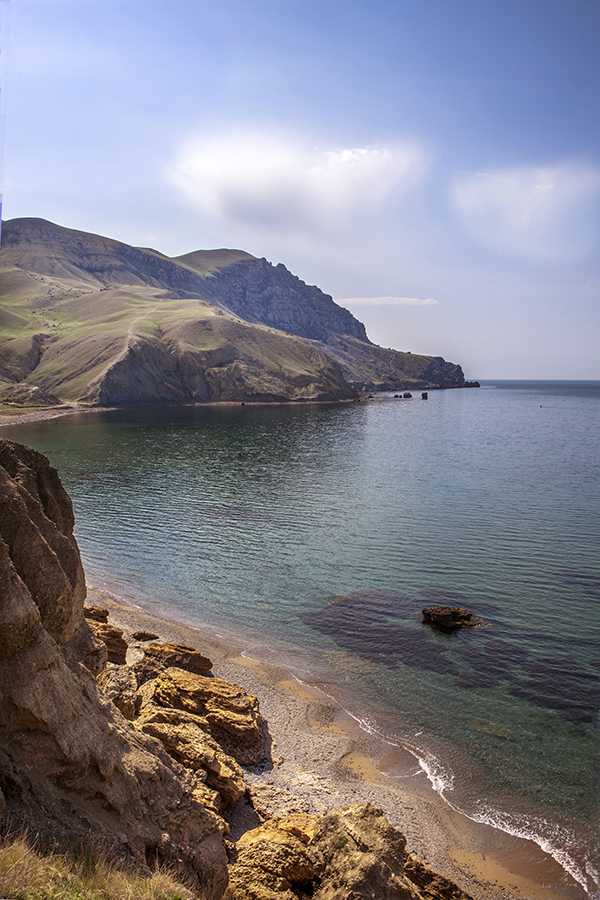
0,218,466,409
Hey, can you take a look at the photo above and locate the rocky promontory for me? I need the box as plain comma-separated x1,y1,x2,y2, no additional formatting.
0,436,477,899
0,218,468,409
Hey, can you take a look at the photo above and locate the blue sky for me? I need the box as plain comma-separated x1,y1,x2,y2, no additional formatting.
2,0,599,378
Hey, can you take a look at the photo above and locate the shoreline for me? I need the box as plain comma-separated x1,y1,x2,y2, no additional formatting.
0,385,470,429
0,400,351,432
88,583,588,900
0,404,88,427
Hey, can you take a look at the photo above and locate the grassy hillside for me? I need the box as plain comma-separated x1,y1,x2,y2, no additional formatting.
0,833,194,900
0,218,465,411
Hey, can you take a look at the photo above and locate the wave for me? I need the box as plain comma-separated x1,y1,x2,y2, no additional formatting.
405,743,597,896
286,667,597,897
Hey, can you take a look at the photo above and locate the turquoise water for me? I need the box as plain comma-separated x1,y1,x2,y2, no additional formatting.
4,381,600,894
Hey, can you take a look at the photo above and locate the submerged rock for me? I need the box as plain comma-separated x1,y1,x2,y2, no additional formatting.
302,590,462,676
422,606,483,629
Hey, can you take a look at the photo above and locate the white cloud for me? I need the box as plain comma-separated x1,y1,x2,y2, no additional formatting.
338,296,439,305
166,130,426,242
452,162,600,262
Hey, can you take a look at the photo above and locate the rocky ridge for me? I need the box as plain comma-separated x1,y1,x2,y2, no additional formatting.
0,436,474,899
0,438,229,897
189,253,369,344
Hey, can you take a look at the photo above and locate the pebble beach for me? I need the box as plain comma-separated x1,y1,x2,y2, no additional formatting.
89,584,587,900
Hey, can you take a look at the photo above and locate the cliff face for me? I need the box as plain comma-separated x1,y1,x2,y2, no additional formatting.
78,330,356,407
0,218,466,407
323,335,466,392
0,438,229,898
192,255,369,344
0,439,97,662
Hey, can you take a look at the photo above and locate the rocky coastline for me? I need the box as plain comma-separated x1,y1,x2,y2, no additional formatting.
0,436,583,900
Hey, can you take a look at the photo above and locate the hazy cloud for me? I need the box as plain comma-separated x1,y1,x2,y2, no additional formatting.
452,162,600,262
338,296,439,306
167,130,426,242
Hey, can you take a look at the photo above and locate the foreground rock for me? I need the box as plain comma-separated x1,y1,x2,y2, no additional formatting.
0,439,94,658
90,636,266,814
226,803,474,900
148,668,265,765
134,640,213,684
86,618,129,663
0,439,228,898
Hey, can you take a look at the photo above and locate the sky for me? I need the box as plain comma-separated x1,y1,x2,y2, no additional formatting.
1,0,599,379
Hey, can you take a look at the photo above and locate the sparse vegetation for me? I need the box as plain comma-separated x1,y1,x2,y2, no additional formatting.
0,834,196,900
0,217,464,408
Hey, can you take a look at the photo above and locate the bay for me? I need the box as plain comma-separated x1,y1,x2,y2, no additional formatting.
4,380,600,894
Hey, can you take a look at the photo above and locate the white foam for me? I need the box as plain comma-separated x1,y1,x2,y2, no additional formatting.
372,734,597,896
462,803,598,896
413,748,455,796
237,644,598,895
411,746,597,896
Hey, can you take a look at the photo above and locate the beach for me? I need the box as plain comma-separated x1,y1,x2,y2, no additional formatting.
88,582,587,900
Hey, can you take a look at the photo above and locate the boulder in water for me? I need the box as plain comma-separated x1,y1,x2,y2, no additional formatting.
422,606,483,629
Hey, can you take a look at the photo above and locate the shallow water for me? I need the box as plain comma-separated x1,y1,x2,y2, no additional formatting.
4,380,600,894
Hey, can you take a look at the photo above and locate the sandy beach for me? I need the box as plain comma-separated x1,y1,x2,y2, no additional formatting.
87,583,587,900
0,404,97,428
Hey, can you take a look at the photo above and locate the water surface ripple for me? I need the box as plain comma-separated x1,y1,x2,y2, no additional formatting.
5,380,600,894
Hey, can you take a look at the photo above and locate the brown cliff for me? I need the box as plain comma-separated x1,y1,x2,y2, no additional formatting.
0,438,229,898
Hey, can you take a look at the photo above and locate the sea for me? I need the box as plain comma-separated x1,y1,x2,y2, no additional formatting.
4,380,599,895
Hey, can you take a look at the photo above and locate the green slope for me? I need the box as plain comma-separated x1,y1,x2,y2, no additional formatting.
0,217,465,410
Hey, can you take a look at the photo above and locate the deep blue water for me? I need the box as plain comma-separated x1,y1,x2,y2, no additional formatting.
4,380,599,893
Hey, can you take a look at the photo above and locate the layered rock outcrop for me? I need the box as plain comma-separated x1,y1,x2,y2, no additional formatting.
226,803,473,900
93,636,265,815
84,606,129,664
0,438,229,898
